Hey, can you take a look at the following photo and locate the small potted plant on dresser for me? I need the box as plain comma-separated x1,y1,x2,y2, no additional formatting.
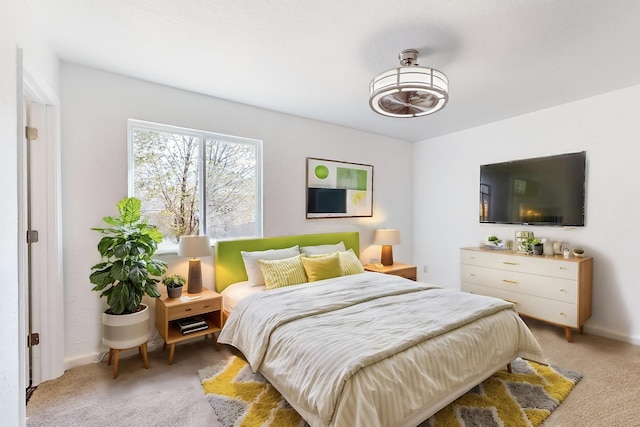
526,238,544,255
89,197,167,378
163,274,186,298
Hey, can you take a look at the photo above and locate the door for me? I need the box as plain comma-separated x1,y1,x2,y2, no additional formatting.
22,97,64,387
24,99,43,386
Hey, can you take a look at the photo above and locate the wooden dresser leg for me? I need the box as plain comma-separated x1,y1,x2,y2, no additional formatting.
507,363,512,374
107,348,113,366
564,327,573,343
579,326,584,335
112,349,120,379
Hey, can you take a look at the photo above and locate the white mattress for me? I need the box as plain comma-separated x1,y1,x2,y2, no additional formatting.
220,281,265,313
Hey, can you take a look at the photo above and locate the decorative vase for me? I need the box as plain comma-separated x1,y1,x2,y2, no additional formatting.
167,286,183,298
102,304,150,350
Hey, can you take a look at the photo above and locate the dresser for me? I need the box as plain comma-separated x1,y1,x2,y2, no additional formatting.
460,247,593,342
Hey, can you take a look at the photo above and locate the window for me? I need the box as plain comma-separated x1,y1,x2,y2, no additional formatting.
128,119,262,250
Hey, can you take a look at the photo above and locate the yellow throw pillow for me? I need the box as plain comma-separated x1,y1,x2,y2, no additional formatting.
258,255,307,290
338,248,365,275
301,252,343,282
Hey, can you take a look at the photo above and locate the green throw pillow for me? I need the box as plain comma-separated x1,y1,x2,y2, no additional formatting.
301,252,343,282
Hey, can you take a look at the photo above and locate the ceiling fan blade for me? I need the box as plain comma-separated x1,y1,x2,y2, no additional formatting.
379,93,410,113
407,91,439,108
378,90,440,115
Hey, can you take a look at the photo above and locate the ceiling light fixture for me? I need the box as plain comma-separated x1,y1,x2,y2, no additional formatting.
369,49,449,118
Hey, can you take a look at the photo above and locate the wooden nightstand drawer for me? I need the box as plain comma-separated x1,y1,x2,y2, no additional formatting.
387,267,417,280
167,298,221,321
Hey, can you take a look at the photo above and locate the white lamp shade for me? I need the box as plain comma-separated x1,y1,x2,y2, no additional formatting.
374,229,401,246
178,235,212,258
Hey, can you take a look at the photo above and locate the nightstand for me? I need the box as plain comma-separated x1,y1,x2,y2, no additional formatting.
363,262,417,281
155,288,222,364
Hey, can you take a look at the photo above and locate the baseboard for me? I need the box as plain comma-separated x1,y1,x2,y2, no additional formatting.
584,324,640,346
64,353,102,370
63,338,166,371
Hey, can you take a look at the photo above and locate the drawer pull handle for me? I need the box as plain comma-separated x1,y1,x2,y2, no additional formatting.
502,261,518,265
559,288,566,292
560,267,566,270
203,305,210,308
502,279,517,284
559,312,566,316
470,274,476,277
185,308,192,312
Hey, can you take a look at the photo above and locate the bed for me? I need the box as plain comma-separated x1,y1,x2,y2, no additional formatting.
215,232,546,427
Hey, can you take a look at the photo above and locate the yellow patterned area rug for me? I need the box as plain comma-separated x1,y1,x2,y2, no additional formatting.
198,356,581,427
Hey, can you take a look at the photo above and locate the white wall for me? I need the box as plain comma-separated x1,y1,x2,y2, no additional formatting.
1,0,59,424
413,84,640,345
60,63,413,367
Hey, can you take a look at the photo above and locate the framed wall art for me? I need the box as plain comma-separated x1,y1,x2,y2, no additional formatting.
306,157,373,219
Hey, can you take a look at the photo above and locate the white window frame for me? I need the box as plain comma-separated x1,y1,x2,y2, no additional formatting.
127,119,263,250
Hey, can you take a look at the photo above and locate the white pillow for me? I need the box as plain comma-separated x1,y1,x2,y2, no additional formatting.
300,241,346,256
241,245,300,286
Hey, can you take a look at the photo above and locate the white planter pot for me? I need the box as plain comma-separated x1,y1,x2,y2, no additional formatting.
102,304,150,349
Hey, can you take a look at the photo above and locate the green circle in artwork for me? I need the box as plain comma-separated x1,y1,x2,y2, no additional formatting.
315,165,329,179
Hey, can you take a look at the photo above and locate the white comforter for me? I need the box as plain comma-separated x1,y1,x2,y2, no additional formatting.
218,272,545,427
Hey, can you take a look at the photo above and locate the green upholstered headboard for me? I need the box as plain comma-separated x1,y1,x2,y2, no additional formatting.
214,232,360,292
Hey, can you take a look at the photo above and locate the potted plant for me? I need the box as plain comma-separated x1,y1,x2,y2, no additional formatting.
89,197,167,354
163,274,186,298
526,238,543,255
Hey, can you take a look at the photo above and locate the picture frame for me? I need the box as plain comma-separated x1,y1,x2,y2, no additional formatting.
306,157,373,219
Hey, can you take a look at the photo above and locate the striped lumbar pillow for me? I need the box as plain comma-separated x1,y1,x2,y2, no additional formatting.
258,255,308,290
338,249,365,275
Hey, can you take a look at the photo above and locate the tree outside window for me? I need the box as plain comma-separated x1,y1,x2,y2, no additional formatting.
129,120,262,249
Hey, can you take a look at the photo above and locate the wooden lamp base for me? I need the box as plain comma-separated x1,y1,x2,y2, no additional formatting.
187,258,202,293
381,245,394,266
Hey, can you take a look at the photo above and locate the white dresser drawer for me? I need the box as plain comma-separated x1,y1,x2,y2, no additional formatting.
461,249,578,280
461,264,577,304
462,283,578,327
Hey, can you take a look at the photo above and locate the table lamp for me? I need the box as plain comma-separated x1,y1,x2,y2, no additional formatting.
374,229,400,266
178,235,212,294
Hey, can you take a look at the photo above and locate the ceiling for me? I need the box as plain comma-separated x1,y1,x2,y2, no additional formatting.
28,0,640,142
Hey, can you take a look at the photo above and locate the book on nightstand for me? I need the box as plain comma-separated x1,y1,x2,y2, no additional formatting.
173,316,209,334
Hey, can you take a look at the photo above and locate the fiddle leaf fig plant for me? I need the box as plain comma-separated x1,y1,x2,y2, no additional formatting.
89,197,167,314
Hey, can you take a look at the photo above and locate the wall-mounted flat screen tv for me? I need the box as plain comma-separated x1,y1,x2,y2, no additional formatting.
480,151,586,226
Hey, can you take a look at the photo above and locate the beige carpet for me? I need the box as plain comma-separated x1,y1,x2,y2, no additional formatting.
523,318,640,426
26,318,640,426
